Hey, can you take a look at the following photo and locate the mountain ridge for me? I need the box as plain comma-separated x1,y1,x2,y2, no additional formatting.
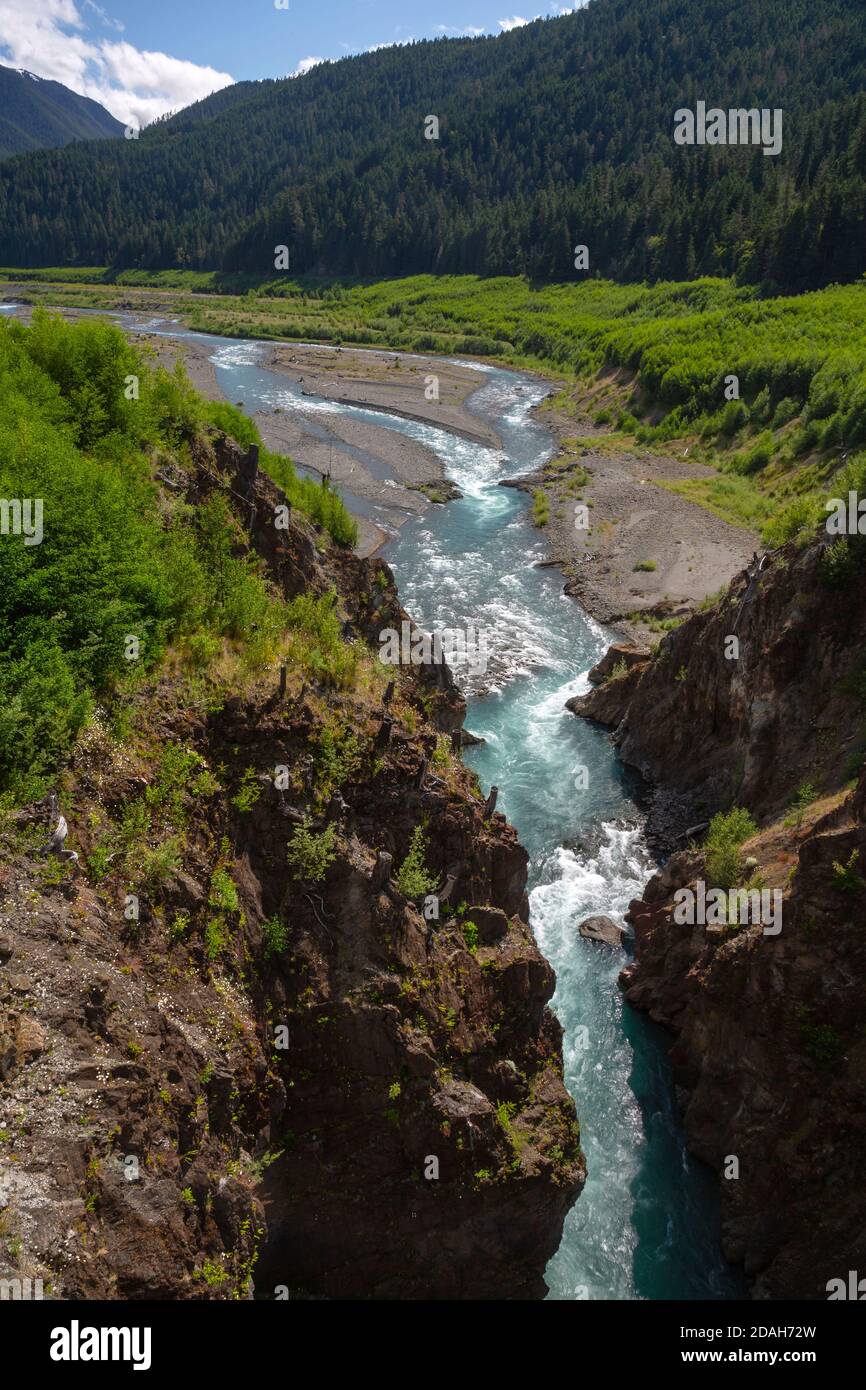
0,63,124,159
1,0,865,289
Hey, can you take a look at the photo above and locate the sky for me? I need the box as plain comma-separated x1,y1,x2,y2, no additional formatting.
0,0,590,129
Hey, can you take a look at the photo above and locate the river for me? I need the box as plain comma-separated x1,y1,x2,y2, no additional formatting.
2,304,745,1299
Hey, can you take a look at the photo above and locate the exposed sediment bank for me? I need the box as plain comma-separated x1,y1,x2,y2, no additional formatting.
149,332,502,560
264,343,503,447
519,405,759,644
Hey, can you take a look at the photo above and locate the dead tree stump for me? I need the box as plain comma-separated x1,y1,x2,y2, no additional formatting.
370,852,393,892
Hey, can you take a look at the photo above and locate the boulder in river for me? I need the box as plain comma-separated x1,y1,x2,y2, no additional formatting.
577,914,626,948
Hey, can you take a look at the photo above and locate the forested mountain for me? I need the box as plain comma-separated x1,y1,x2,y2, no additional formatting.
0,64,123,159
1,0,865,289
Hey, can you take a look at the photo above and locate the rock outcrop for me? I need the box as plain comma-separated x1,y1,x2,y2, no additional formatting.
569,539,866,835
586,643,651,686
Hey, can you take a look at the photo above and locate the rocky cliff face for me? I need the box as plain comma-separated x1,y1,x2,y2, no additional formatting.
569,539,866,842
569,536,866,1298
0,435,583,1300
619,776,866,1299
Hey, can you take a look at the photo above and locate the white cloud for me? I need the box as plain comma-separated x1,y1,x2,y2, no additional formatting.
501,8,582,29
320,38,415,65
0,0,234,129
434,25,485,37
292,56,325,77
83,0,124,31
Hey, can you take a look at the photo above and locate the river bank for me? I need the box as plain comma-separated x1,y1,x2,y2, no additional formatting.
0,301,473,559
515,400,760,647
1,292,760,624
159,317,760,645
146,330,491,559
166,317,760,633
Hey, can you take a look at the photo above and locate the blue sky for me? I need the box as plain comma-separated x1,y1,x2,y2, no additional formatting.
0,0,590,128
98,0,586,82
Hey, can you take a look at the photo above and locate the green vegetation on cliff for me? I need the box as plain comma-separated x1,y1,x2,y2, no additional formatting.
0,308,356,802
705,808,759,891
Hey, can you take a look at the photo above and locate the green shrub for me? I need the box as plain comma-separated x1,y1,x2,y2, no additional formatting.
799,1018,844,1068
146,744,203,824
532,489,550,525
183,632,222,670
819,539,859,588
138,835,183,887
261,451,357,546
285,590,360,689
705,807,758,890
204,916,227,960
750,386,772,424
232,767,262,812
784,782,816,827
431,735,451,770
394,825,437,899
314,726,361,804
718,398,748,437
262,916,288,957
462,920,479,954
771,397,800,429
115,799,151,860
761,494,822,548
605,659,628,682
0,310,360,803
832,849,866,895
204,400,259,449
496,1100,516,1134
0,324,207,792
209,866,239,912
286,819,337,883
86,842,113,883
169,911,190,941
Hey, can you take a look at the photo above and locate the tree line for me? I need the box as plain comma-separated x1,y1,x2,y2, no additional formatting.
0,0,865,292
